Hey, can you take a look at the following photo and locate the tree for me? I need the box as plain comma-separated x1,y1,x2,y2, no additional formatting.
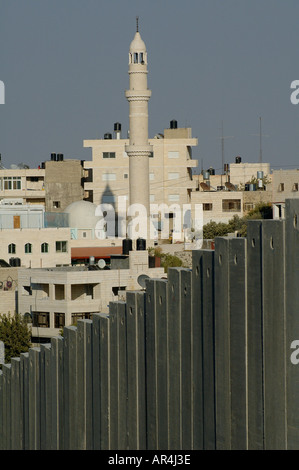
148,246,183,273
203,203,272,239
0,313,31,365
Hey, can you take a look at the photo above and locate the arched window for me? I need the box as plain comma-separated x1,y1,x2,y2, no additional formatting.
41,242,49,253
24,243,32,254
8,243,16,254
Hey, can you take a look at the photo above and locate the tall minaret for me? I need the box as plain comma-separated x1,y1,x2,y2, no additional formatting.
125,18,152,240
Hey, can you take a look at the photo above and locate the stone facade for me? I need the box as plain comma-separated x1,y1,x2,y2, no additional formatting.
0,227,71,268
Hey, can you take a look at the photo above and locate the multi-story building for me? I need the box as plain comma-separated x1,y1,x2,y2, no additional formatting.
271,169,299,218
43,156,84,212
0,154,85,211
18,249,165,341
0,227,71,268
0,167,45,205
82,122,198,243
83,121,198,214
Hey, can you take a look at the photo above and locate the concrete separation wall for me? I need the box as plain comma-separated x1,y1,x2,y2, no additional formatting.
0,199,299,450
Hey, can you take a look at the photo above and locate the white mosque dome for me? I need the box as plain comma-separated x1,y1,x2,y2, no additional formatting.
64,200,101,229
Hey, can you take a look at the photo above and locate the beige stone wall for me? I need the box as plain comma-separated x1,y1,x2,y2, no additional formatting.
272,169,299,203
0,267,19,316
0,227,71,267
83,126,198,212
44,160,84,211
229,162,271,187
191,190,244,224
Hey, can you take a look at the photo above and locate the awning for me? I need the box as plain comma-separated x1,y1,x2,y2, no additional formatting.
71,246,122,259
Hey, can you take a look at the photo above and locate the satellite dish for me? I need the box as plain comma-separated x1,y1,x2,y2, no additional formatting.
200,182,210,191
18,163,30,169
98,259,106,269
137,274,150,289
225,182,236,191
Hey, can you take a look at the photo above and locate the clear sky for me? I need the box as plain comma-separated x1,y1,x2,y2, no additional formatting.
0,0,299,173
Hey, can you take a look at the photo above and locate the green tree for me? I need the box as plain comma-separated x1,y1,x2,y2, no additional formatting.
203,203,272,239
148,246,183,273
0,313,31,365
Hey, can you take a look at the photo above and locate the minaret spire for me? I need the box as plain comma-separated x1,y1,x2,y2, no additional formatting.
125,23,152,241
136,16,139,32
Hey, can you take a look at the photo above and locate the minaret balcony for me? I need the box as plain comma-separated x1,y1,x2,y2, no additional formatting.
125,89,152,102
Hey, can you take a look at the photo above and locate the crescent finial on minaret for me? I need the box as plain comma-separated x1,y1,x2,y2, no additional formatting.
136,16,139,32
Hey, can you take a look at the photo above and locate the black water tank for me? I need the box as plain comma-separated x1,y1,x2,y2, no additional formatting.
51,153,56,161
224,163,229,172
235,156,242,164
14,258,21,267
170,120,178,129
208,167,215,175
57,153,64,161
104,133,112,140
9,258,15,266
122,238,133,255
114,122,121,131
137,238,146,251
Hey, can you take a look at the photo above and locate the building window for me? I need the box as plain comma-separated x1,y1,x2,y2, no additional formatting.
279,183,284,192
244,203,254,212
293,183,299,191
150,194,155,202
222,199,241,212
72,312,92,323
56,241,68,253
103,152,116,159
54,313,65,329
24,243,32,254
53,201,60,209
149,173,155,181
32,312,49,328
149,152,154,158
3,176,21,190
8,243,16,254
102,173,116,181
41,242,49,253
203,203,213,211
168,151,179,159
124,173,128,179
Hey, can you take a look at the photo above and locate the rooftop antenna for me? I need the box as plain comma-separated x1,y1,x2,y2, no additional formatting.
136,16,139,32
218,121,234,186
250,116,269,166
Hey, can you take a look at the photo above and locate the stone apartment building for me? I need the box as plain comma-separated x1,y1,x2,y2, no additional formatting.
0,155,85,212
190,157,272,226
18,249,165,341
271,169,299,218
83,120,198,211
